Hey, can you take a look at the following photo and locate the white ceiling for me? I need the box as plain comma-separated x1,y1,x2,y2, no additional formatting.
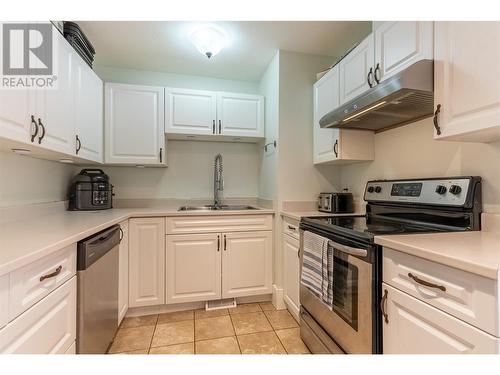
77,21,372,82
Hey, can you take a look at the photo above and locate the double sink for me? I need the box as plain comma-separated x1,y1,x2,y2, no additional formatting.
178,204,259,211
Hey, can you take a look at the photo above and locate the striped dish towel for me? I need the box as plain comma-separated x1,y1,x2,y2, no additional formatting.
323,243,334,308
300,231,328,299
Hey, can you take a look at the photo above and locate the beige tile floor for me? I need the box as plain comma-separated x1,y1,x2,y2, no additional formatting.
108,302,310,355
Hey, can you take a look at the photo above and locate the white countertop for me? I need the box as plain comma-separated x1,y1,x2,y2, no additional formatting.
0,206,274,276
375,230,500,280
280,210,365,221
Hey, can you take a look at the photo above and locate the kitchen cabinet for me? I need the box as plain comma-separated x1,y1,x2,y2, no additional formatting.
222,231,273,298
0,274,8,329
104,83,166,166
433,21,500,142
128,218,165,308
216,92,264,138
313,65,374,164
118,220,129,324
339,34,374,104
165,88,264,142
165,88,217,136
282,217,300,321
0,276,76,354
374,21,433,83
166,233,221,304
382,283,499,354
74,57,104,163
0,24,103,164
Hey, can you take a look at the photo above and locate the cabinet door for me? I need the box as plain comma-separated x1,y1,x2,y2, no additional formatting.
128,218,165,308
118,220,129,324
339,34,374,104
382,284,499,354
165,88,216,136
0,274,8,329
434,21,500,142
217,92,264,138
313,65,340,164
74,55,103,163
35,30,75,155
105,83,165,165
222,231,272,299
283,234,300,320
0,88,33,144
0,277,76,354
375,21,433,82
166,233,221,304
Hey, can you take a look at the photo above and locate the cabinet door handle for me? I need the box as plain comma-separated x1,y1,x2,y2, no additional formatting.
380,289,389,324
119,227,124,243
159,148,163,163
433,104,442,135
30,115,38,142
374,63,381,84
223,234,227,251
333,139,339,158
75,135,81,154
367,67,374,88
287,225,297,232
217,235,220,252
40,265,62,282
408,273,446,292
218,120,222,134
37,118,45,144
213,120,215,134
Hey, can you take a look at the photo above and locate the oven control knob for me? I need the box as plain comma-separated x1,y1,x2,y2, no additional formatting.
435,185,447,195
374,186,382,193
449,185,462,195
367,186,375,193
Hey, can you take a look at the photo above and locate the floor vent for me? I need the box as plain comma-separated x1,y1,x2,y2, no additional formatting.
205,298,237,311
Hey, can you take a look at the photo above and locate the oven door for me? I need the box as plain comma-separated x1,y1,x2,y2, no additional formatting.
299,229,374,354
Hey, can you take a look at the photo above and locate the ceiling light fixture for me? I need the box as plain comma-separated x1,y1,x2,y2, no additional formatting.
189,27,226,59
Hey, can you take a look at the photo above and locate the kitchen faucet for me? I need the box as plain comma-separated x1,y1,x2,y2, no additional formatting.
213,154,224,208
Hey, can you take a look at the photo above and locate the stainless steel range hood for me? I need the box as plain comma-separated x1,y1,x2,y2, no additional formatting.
319,59,434,132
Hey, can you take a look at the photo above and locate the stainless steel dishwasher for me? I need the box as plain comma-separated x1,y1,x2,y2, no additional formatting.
76,225,121,354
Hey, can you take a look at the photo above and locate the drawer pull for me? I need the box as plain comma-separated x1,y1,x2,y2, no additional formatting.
39,266,62,282
408,272,446,292
380,289,389,324
287,225,297,231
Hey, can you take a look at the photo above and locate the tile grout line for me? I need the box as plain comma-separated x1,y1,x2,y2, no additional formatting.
228,311,242,354
147,314,160,354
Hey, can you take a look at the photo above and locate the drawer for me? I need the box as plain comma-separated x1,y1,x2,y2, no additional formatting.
10,244,76,320
166,215,273,234
0,277,77,354
0,274,8,328
383,247,499,336
282,217,299,240
383,283,499,354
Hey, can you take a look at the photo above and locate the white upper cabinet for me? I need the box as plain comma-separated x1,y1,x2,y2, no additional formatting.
434,21,500,142
165,88,217,136
74,56,103,163
313,65,374,164
339,34,375,104
217,92,264,138
0,88,33,145
34,29,75,155
105,83,166,166
165,88,264,141
374,21,433,82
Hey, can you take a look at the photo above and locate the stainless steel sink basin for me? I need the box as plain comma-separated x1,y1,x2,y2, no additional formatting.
178,205,259,211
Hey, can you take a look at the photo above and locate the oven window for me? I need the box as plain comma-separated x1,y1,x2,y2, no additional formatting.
332,252,359,330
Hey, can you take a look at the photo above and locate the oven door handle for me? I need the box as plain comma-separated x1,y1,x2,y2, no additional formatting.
328,240,368,257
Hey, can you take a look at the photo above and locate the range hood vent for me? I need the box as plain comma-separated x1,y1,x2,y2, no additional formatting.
319,60,434,132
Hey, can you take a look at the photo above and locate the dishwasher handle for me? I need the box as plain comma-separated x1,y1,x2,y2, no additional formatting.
77,225,121,270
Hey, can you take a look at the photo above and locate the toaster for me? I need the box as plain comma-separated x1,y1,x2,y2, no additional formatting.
318,192,354,213
68,169,113,211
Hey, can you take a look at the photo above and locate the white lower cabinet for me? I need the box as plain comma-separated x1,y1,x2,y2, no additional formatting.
166,233,221,304
222,231,273,298
0,277,77,354
283,233,300,320
65,341,76,354
0,274,9,329
382,283,499,354
118,220,129,324
128,218,165,308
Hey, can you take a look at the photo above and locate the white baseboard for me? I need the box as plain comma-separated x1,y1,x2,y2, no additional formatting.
272,284,286,310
